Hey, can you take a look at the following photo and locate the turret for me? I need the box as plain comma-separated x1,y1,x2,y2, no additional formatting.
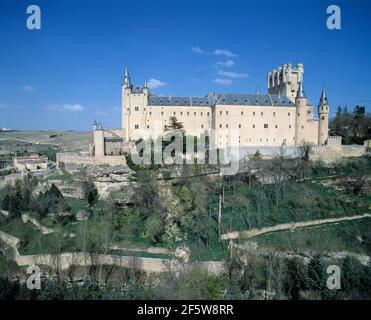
143,80,149,96
295,81,307,145
93,122,105,157
123,65,131,89
93,119,97,131
318,87,330,145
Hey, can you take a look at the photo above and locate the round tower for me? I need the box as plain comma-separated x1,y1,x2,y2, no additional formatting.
295,81,307,146
318,88,329,145
94,123,105,157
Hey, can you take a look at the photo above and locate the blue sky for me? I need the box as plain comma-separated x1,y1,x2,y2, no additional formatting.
0,0,370,131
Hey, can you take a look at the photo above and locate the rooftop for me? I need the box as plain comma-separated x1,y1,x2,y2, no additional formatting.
148,92,297,107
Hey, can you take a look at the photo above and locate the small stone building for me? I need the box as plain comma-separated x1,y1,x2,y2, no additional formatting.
14,154,48,172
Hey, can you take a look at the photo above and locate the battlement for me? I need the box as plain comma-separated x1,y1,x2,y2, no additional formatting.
267,63,304,100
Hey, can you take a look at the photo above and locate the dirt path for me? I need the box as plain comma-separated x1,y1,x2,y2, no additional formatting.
221,213,371,241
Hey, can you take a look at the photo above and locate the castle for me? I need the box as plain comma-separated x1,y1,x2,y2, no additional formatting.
93,63,330,158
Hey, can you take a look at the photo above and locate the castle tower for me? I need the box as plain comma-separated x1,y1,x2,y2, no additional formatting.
295,81,307,146
94,122,105,157
268,63,304,100
121,65,149,141
318,87,329,145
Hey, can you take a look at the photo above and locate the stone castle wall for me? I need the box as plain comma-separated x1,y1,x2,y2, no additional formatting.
57,153,126,167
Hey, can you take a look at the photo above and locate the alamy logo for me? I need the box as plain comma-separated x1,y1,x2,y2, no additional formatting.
326,5,341,30
26,265,41,290
26,5,41,30
326,265,341,290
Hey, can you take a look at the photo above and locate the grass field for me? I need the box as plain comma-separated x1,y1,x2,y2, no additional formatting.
249,218,371,256
0,130,91,154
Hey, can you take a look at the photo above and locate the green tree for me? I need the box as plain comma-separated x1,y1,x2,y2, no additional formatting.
83,180,98,206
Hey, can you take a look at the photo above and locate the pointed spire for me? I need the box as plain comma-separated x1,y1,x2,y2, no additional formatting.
319,86,328,106
123,64,131,87
143,80,148,89
296,81,306,99
255,86,259,95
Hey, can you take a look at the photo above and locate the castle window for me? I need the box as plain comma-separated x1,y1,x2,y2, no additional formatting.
201,112,203,116
288,112,291,116
273,112,276,116
220,111,222,115
275,125,278,128
180,112,183,116
194,112,196,115
261,112,263,116
301,125,304,129
201,124,204,129
134,124,139,129
241,111,243,115
298,113,300,116
253,112,255,116
253,124,255,128
147,125,149,129
226,124,229,128
289,125,291,128
321,116,325,120
220,124,222,128
226,111,229,115
173,112,176,115
260,139,262,142
134,106,139,111
264,124,268,128
207,112,210,116
161,112,164,115
239,124,241,128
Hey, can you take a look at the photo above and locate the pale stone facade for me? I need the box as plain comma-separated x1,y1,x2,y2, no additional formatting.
14,154,48,172
93,63,330,157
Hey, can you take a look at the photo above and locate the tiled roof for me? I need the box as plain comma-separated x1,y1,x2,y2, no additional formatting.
148,93,295,107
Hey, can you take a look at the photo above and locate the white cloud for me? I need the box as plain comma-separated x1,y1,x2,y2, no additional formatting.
213,78,232,85
213,49,238,57
47,104,84,112
192,46,204,54
216,60,235,67
22,84,35,93
94,111,108,116
186,76,199,82
217,70,248,78
147,78,167,89
0,103,21,109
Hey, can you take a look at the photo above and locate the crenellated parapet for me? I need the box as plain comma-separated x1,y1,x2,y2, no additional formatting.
268,63,304,100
